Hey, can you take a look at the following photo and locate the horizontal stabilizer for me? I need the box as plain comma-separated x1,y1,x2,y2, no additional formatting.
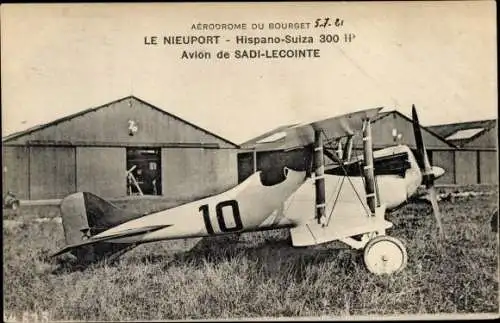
52,224,171,257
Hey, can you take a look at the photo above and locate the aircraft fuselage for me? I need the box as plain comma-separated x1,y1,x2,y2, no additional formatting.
92,145,429,245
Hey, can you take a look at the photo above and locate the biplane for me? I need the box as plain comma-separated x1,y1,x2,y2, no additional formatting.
52,105,445,275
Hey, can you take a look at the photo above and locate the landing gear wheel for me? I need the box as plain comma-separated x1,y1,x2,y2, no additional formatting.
363,236,407,275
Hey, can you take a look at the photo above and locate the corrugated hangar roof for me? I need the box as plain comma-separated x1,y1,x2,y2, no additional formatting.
2,96,239,148
428,119,497,147
428,119,496,138
369,110,456,149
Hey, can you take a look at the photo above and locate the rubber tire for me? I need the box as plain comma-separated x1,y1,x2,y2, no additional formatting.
363,236,407,275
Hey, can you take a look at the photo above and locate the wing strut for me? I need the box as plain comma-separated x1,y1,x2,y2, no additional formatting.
313,129,326,225
362,119,379,214
343,136,354,162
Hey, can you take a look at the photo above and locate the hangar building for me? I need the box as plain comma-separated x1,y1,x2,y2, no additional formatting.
2,96,239,200
238,110,498,186
428,119,497,185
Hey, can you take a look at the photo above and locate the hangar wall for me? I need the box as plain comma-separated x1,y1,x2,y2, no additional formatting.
2,96,239,200
162,148,237,200
432,150,455,185
3,145,238,200
29,147,76,199
370,112,451,150
455,151,478,185
76,147,126,197
2,146,29,199
479,151,497,184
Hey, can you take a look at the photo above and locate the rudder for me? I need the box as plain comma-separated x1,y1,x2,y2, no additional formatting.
59,192,142,262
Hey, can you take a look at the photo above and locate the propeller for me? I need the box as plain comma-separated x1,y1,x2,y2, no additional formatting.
411,105,446,239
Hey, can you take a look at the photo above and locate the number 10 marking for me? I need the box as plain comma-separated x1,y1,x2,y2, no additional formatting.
199,200,243,234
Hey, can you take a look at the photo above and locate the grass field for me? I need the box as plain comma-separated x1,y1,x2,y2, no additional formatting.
3,186,499,321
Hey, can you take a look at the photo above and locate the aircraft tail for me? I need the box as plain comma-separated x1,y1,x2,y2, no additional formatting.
56,192,142,262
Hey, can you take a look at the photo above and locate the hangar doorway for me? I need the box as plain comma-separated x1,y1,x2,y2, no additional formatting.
126,148,162,196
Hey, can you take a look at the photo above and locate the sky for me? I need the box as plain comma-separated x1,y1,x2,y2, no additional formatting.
1,2,497,144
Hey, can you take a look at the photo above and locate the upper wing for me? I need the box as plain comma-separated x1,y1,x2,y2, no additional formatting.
240,107,382,151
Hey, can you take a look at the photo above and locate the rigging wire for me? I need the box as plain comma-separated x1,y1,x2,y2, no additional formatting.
319,129,372,224
299,46,401,226
325,175,345,227
333,46,401,109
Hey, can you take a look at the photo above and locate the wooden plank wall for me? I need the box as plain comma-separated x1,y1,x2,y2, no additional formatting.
2,146,29,199
76,147,126,198
479,151,498,184
433,150,455,184
455,150,478,185
29,147,76,199
162,148,238,200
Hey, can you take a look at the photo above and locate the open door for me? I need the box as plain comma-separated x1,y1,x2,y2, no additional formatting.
126,148,162,196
